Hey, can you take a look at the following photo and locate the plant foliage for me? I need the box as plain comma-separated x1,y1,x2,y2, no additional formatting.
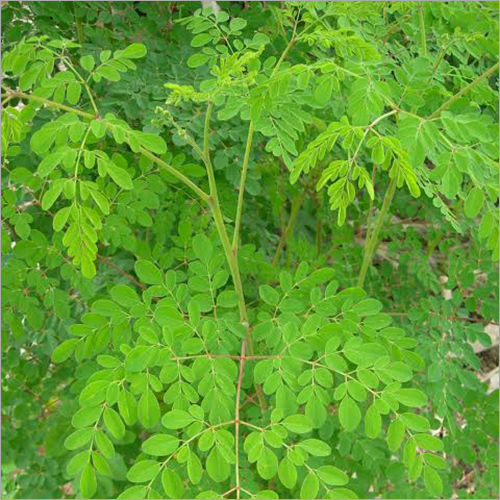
1,2,498,500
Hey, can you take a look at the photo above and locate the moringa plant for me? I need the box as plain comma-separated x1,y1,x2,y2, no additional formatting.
1,2,498,499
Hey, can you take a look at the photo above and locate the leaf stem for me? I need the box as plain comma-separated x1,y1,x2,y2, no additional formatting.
429,61,499,119
138,148,210,203
232,121,254,251
358,175,397,287
418,5,427,56
3,87,96,120
272,190,305,266
234,340,246,500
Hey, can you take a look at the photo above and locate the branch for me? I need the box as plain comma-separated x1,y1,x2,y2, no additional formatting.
429,62,499,119
234,340,246,500
2,86,210,203
232,121,254,251
138,148,210,202
3,87,96,120
388,311,499,326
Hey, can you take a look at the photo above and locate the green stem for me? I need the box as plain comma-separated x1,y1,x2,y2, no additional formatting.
429,61,499,119
73,125,92,183
201,102,267,413
73,3,84,46
4,87,96,120
139,149,210,203
272,191,305,267
62,57,99,115
232,121,254,251
315,211,322,258
210,197,248,323
357,175,397,287
3,87,209,204
230,20,297,254
418,5,427,57
201,102,249,324
37,44,99,115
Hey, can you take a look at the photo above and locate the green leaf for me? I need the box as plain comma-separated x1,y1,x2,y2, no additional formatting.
134,260,163,284
117,43,147,59
282,414,313,434
103,407,125,439
254,491,279,499
278,457,297,489
66,82,82,104
162,409,195,429
127,460,160,483
79,380,108,407
364,404,381,438
314,75,333,106
464,187,484,218
72,407,102,429
100,50,112,63
96,65,120,82
328,488,358,499
423,465,443,497
64,428,93,450
257,447,278,480
53,206,71,232
191,33,212,47
317,465,349,486
41,182,64,210
414,433,444,451
118,486,148,500
135,132,167,154
216,290,239,308
206,447,230,483
80,55,95,72
386,418,405,452
352,298,383,316
400,413,430,432
187,452,203,484
394,388,428,408
125,345,151,372
300,472,319,499
338,396,361,431
66,450,90,476
38,150,65,177
80,463,97,498
118,390,137,426
382,362,413,382
259,285,279,306
110,284,140,307
229,18,247,31
424,454,447,470
192,234,213,264
104,161,133,189
142,434,179,456
95,431,115,459
92,452,112,477
137,388,160,429
187,53,210,68
51,338,79,363
162,469,184,498
297,438,331,457
81,254,96,279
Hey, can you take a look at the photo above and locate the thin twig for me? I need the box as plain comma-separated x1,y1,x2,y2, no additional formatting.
429,62,499,119
234,340,246,500
388,311,498,325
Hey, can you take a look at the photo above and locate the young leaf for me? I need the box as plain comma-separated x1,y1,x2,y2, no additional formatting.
134,260,163,285
142,434,179,456
338,396,361,431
